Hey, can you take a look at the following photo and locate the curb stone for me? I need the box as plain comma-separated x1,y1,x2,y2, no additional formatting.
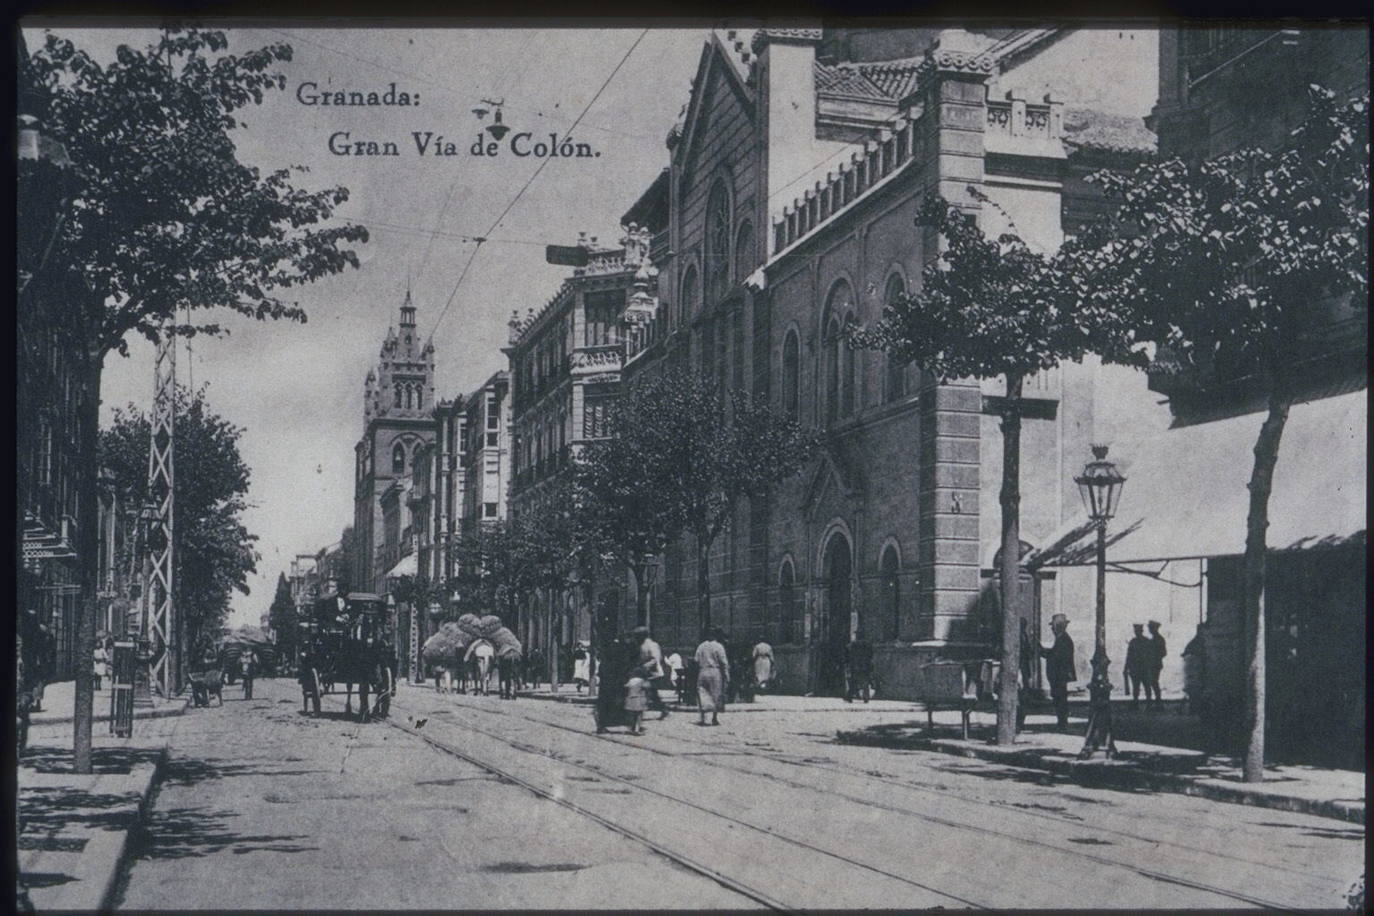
836,731,1365,825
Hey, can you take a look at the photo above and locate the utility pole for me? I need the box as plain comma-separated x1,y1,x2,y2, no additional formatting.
146,331,177,697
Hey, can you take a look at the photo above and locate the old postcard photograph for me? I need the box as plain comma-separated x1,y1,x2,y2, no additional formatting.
15,18,1367,910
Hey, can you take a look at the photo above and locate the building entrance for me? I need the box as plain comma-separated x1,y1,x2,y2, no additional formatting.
816,533,852,695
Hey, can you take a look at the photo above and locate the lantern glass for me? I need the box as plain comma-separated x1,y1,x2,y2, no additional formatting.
1074,448,1126,522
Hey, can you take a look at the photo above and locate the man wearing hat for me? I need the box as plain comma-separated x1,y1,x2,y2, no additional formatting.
1144,620,1166,709
634,626,670,719
1041,614,1077,730
1124,623,1151,708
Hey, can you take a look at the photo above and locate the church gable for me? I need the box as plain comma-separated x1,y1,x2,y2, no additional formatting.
803,449,861,522
677,36,756,188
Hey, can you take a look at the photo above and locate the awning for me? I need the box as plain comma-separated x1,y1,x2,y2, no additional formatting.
384,552,417,580
1033,389,1366,566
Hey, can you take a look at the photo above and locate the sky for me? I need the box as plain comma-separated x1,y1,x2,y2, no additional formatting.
26,24,707,628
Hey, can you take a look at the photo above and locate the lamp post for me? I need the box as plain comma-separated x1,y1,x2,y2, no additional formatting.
1075,445,1125,760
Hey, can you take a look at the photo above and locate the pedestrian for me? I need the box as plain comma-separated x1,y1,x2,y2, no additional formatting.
92,639,110,691
1181,622,1207,719
1124,623,1151,708
240,650,256,700
751,640,774,694
844,632,874,703
572,643,591,694
665,649,684,693
593,632,632,733
1040,614,1077,730
633,626,670,719
693,628,730,726
1144,620,1166,709
623,665,649,735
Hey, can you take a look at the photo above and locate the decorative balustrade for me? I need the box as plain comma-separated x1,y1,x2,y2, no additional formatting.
569,344,624,373
984,93,1063,143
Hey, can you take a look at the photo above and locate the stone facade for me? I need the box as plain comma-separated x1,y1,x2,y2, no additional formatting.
615,27,1165,700
352,292,437,592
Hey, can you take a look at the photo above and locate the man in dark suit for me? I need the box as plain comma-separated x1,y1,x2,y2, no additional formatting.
1041,614,1076,730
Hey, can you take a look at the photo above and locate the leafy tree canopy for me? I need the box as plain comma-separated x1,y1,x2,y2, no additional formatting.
27,27,368,356
100,384,258,639
1074,86,1368,386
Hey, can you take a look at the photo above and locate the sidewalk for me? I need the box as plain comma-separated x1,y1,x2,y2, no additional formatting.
16,693,187,912
835,711,1365,826
28,678,190,727
483,682,1364,825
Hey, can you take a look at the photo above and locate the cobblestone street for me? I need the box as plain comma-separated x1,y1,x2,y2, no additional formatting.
110,678,1364,910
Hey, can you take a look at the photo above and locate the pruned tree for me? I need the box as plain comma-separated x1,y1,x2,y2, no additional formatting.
23,27,367,773
267,572,295,666
1069,86,1369,781
853,187,1122,747
596,371,816,634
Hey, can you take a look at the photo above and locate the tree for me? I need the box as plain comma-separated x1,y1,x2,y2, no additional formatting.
1070,87,1369,781
101,385,260,650
267,572,295,666
596,371,816,633
853,187,1118,747
25,27,366,773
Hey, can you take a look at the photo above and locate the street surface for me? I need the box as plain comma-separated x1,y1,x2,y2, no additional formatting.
115,678,1364,910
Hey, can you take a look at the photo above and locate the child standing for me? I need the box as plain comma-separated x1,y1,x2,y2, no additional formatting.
623,667,649,735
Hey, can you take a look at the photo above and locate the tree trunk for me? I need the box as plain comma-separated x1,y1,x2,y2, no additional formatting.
996,373,1024,747
73,352,103,773
1241,388,1291,782
632,561,648,628
547,590,559,694
696,535,712,634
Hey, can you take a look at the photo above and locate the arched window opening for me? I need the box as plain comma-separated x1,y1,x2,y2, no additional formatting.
680,266,699,327
884,274,908,402
782,330,800,419
706,179,731,306
881,545,901,642
823,314,841,423
734,221,754,284
823,281,855,423
394,384,402,408
778,559,797,645
842,311,857,416
392,442,406,474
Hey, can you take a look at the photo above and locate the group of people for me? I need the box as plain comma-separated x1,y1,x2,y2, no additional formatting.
1123,620,1168,709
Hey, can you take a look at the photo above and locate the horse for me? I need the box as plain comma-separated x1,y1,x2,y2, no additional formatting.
464,639,495,696
497,648,521,700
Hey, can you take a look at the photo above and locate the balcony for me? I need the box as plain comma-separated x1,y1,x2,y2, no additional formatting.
570,345,623,376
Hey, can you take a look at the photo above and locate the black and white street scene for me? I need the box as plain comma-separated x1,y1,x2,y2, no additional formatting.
15,19,1368,911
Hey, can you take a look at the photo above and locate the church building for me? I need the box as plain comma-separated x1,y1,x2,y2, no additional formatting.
352,292,437,593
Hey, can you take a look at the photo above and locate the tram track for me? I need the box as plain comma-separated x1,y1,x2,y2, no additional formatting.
395,691,1328,911
323,691,985,910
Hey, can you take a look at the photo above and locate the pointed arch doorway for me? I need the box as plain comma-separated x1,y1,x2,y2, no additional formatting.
816,531,853,696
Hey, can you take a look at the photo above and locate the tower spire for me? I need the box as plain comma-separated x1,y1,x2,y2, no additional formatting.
400,286,416,329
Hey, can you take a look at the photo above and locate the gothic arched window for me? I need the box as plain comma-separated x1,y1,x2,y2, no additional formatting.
884,274,908,403
778,558,797,644
734,221,754,283
782,329,800,419
705,179,731,306
679,265,698,327
823,280,855,423
394,384,402,408
392,442,406,474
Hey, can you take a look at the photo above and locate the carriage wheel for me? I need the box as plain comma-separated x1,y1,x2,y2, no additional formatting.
311,668,323,715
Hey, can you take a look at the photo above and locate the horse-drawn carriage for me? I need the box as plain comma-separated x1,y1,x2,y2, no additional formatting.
299,591,396,721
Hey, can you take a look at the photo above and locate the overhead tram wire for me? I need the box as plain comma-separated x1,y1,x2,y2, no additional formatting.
411,31,538,293
424,28,650,345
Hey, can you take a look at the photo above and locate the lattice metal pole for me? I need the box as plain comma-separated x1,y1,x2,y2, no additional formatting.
146,331,176,697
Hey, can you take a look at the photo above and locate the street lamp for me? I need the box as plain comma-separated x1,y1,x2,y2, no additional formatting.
1074,445,1125,760
136,502,159,655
